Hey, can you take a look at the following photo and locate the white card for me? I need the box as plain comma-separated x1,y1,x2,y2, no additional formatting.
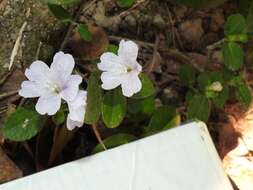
0,122,233,190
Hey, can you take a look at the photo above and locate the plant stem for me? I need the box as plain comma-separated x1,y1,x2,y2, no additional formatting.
91,124,107,150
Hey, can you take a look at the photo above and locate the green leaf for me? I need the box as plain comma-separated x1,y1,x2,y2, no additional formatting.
48,4,72,22
179,64,196,86
77,24,92,42
84,71,103,124
132,74,155,99
236,82,252,107
239,0,253,33
187,94,211,122
227,34,248,43
116,0,135,8
102,88,127,128
197,71,223,94
128,96,155,116
222,42,244,71
213,85,229,108
40,0,80,5
147,106,179,132
224,14,246,36
52,108,66,126
230,76,252,107
107,44,119,54
93,133,136,153
3,107,43,141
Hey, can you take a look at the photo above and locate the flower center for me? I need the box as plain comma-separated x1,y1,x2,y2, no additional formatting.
45,81,61,94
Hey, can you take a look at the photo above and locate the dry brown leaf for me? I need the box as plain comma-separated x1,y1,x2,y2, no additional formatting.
218,102,253,190
68,25,108,60
0,146,22,183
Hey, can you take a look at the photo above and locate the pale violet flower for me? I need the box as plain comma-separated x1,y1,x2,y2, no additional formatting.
66,90,87,130
19,51,82,115
97,40,142,97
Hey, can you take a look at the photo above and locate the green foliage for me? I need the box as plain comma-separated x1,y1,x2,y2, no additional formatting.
84,71,103,124
239,0,253,33
224,14,246,36
116,0,135,8
52,108,66,126
213,85,229,108
222,42,244,71
128,96,155,116
48,4,72,22
179,65,196,86
102,88,127,128
107,44,119,54
40,0,80,5
227,34,248,43
93,133,137,153
77,24,93,42
230,76,252,107
147,106,179,133
187,94,210,122
132,74,155,99
3,107,43,141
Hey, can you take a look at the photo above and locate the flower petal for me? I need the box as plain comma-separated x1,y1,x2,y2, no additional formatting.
19,81,41,98
61,75,82,102
35,95,61,115
101,72,123,90
97,52,125,73
118,40,139,64
50,51,75,86
121,72,142,97
66,115,83,131
25,61,50,83
67,90,87,122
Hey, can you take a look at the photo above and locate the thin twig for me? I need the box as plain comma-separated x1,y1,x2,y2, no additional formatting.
9,21,27,70
119,0,149,18
35,41,43,60
147,35,160,73
206,38,225,69
0,90,19,101
91,124,107,150
160,48,204,72
9,8,30,70
109,35,154,48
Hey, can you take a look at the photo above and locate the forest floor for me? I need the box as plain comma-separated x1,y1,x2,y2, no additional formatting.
0,0,253,189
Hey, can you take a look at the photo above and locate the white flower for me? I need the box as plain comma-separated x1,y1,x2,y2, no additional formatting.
19,51,82,115
97,40,142,97
66,90,87,130
209,81,223,92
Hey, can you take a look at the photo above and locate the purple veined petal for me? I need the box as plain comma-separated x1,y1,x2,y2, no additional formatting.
118,40,139,66
19,81,41,98
50,51,75,86
101,72,124,90
25,61,51,83
97,52,123,72
35,94,61,115
121,71,142,97
60,75,82,102
67,90,87,122
66,115,83,131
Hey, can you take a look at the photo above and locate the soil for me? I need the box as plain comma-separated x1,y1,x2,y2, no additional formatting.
0,0,253,189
